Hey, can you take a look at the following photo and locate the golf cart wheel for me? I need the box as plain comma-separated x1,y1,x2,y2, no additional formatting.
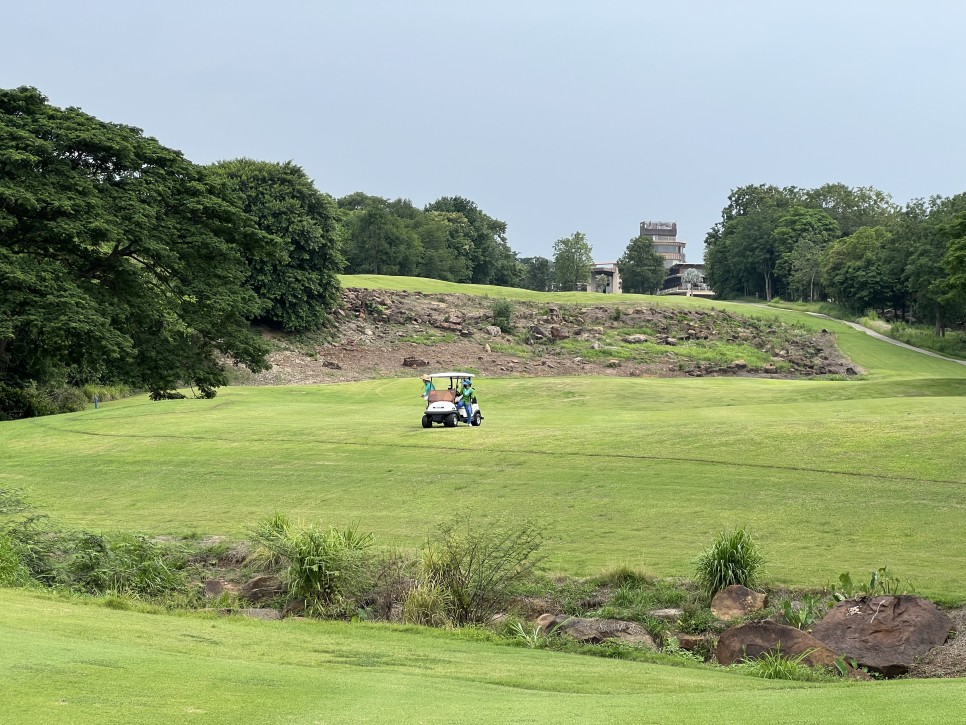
421,415,432,429
444,413,457,428
472,412,481,427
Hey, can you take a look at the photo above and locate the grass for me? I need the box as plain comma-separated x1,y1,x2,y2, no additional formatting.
3,275,966,721
1,293,965,599
3,588,966,724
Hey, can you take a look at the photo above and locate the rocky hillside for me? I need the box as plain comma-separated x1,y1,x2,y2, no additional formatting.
236,288,859,385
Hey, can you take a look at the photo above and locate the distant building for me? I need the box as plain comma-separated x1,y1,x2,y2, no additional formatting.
589,262,621,293
660,262,713,297
641,220,686,267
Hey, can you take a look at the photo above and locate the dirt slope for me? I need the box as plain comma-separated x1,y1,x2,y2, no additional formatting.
236,288,858,385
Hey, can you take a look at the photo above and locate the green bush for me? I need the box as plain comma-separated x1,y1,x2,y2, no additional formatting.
249,513,374,611
734,648,836,682
420,517,545,625
64,533,187,596
694,528,765,597
491,299,515,334
0,532,31,586
402,581,451,627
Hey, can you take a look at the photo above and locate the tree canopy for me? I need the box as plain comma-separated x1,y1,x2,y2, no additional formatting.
617,235,666,294
208,159,343,332
0,86,269,413
553,232,593,291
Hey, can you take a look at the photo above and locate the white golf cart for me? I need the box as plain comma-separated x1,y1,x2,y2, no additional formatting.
422,372,483,428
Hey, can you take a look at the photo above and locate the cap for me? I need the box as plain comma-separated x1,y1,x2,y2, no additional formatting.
421,374,431,382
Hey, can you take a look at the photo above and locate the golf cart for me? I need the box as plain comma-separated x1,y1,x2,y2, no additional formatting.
422,372,483,428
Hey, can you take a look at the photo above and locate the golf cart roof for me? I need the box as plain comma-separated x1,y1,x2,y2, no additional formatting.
428,372,474,379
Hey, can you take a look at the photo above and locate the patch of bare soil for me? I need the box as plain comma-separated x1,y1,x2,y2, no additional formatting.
234,288,859,386
908,607,966,678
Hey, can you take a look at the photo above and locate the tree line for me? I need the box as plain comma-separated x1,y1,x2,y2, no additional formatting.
1,87,668,418
704,183,966,334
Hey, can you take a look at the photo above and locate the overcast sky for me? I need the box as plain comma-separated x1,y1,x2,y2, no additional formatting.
5,1,966,264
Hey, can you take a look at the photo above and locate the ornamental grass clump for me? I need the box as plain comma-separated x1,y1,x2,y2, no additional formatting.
694,527,764,598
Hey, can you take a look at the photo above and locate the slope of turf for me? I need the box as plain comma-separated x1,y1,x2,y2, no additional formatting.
2,588,964,725
2,281,965,598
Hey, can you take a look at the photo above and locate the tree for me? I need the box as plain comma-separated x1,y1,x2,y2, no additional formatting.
208,159,343,332
424,197,519,286
682,268,703,296
0,86,269,412
772,207,839,301
941,210,966,329
822,227,893,313
519,256,553,291
553,232,593,291
338,195,422,277
617,235,666,294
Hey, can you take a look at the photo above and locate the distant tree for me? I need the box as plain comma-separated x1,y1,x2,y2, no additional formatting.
519,256,553,291
0,86,269,410
553,232,593,291
941,210,966,327
682,268,702,296
208,159,343,332
425,196,520,286
772,207,839,301
617,235,666,294
822,226,893,313
338,195,422,276
803,184,898,237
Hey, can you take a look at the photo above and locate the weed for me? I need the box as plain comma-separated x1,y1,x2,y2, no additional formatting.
780,594,824,630
735,647,836,682
491,299,515,333
662,635,705,663
832,566,913,600
420,516,545,625
694,528,765,597
249,513,374,610
402,581,451,627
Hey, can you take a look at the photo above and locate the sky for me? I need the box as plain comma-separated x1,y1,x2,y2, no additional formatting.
4,1,966,264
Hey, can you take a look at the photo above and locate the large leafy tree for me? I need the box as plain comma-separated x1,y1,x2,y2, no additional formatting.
0,86,269,411
338,194,422,277
209,159,343,332
553,232,593,291
519,256,553,291
822,226,893,313
617,234,666,294
772,207,840,302
424,196,521,286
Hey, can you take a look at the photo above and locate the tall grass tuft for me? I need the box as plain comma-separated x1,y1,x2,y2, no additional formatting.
250,513,374,611
735,648,836,682
694,527,764,597
401,581,451,627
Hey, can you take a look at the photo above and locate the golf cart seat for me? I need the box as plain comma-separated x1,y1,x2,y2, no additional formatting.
427,389,456,404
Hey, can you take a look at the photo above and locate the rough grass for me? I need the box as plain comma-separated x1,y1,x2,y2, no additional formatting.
2,588,966,724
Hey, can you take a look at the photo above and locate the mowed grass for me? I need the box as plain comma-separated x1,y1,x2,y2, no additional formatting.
3,277,966,722
2,283,965,598
2,588,965,725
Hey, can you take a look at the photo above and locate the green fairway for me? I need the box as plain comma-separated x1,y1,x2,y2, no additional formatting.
2,284,965,598
2,588,964,724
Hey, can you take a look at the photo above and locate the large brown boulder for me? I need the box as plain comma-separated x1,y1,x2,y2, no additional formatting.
711,585,768,621
811,595,953,677
536,615,657,649
717,621,839,667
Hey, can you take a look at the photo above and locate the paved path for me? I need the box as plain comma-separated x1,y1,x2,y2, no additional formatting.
805,312,966,366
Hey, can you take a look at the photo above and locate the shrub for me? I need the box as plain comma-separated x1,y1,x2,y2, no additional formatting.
491,299,515,333
402,581,451,627
781,594,824,630
420,517,545,625
694,527,765,597
735,648,836,682
0,532,31,586
65,533,187,596
249,513,374,611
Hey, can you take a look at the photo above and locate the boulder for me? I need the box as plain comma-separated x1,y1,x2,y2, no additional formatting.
648,608,685,622
483,325,502,337
730,359,748,370
402,356,429,368
537,615,657,649
623,334,649,344
810,596,952,677
762,364,778,374
716,621,839,667
675,633,711,653
238,575,286,603
711,585,767,621
204,579,227,598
